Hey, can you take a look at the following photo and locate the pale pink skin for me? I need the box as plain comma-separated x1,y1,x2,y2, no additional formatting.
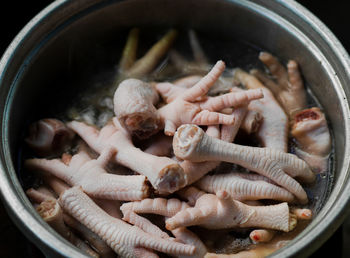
165,188,296,232
173,74,234,97
59,187,195,256
114,78,160,139
143,133,173,157
156,60,264,136
254,52,307,119
177,188,308,241
195,173,295,202
179,107,246,186
157,76,259,186
233,69,288,152
26,187,56,203
121,197,190,218
291,107,331,173
171,227,208,258
25,118,75,157
25,146,149,201
120,197,190,239
120,198,208,258
157,68,254,185
121,209,171,239
42,174,123,219
27,186,120,256
247,205,313,244
67,119,186,194
173,124,315,204
241,109,263,134
36,198,99,258
173,75,203,88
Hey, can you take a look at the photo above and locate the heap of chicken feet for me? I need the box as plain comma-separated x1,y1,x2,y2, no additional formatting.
23,29,332,257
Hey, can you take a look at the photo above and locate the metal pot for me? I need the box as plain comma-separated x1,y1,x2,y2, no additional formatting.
0,0,349,257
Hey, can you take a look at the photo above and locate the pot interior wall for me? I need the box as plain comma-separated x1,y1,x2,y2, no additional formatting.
2,0,347,256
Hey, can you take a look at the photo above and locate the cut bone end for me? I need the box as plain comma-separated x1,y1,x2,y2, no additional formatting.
36,199,61,222
288,213,297,231
155,164,186,194
173,124,204,160
165,219,177,231
121,113,160,139
25,119,74,156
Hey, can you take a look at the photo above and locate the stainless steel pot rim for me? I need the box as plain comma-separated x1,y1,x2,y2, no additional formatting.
0,1,349,257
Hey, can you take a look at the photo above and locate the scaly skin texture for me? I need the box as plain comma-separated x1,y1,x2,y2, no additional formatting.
173,124,315,204
195,173,295,202
27,187,118,257
121,197,190,218
252,52,307,119
121,209,171,239
233,69,288,152
59,187,195,256
63,214,114,257
120,197,190,239
67,119,186,194
43,173,124,220
25,118,75,157
36,199,99,258
157,74,259,185
114,78,160,139
156,60,264,136
179,107,245,186
165,190,296,232
171,227,208,258
291,107,331,173
25,146,149,201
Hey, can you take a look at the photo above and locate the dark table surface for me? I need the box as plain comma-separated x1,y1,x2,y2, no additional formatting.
0,0,348,257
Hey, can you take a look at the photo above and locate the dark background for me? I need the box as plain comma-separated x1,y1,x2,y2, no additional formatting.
0,0,347,257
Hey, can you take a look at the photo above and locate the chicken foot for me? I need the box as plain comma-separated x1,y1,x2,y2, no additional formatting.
173,124,315,203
